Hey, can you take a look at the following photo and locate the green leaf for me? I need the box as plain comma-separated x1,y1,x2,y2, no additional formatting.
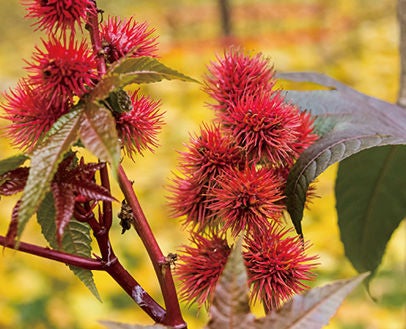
79,104,120,175
92,56,198,100
259,273,369,329
205,240,255,329
0,154,28,176
280,73,406,235
63,219,101,301
336,146,406,275
37,192,100,300
17,108,83,238
286,131,401,235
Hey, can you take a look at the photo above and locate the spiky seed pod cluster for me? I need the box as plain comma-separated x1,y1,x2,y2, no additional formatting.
2,3,161,157
0,2,164,246
172,49,319,309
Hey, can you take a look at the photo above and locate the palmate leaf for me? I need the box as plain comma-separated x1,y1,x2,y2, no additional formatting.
79,104,120,176
280,72,406,236
37,192,100,300
205,241,255,329
17,107,83,239
258,273,369,329
336,145,406,275
91,56,198,100
0,154,28,176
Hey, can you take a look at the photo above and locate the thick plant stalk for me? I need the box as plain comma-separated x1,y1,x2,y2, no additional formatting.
99,164,113,230
85,6,186,328
118,165,186,328
86,7,107,77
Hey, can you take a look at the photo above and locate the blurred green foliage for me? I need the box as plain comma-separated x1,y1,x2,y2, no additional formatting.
0,1,404,328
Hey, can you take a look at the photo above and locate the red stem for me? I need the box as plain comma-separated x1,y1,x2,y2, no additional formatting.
86,6,107,77
86,4,186,328
105,260,166,322
0,234,166,322
0,235,103,270
99,164,113,230
118,165,186,328
86,206,167,322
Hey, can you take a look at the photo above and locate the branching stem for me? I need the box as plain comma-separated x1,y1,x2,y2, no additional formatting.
85,4,186,327
118,165,186,328
0,235,103,270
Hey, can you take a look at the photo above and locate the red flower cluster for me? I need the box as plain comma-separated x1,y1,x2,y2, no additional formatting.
1,3,161,157
172,49,319,309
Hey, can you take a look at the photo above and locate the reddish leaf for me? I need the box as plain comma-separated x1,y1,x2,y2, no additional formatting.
5,200,21,246
79,105,120,175
257,273,369,329
205,240,255,329
17,107,83,239
0,167,29,196
51,183,76,245
70,180,114,202
53,154,115,203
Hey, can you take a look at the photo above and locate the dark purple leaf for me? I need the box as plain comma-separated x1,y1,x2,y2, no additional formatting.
51,183,76,245
18,107,83,239
70,181,115,202
279,72,406,235
5,200,21,246
0,167,29,196
53,154,115,203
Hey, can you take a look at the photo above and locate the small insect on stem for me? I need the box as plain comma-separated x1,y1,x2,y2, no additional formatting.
118,199,135,234
159,253,178,269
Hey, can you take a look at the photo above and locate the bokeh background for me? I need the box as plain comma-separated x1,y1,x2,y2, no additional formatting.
0,1,405,328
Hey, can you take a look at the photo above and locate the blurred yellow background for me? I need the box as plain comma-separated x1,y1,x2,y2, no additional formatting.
0,1,404,328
